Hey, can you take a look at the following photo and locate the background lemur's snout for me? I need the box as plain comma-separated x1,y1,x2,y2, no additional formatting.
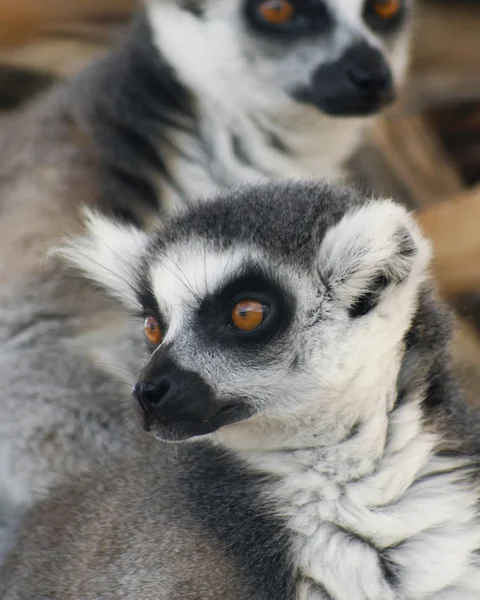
296,42,395,116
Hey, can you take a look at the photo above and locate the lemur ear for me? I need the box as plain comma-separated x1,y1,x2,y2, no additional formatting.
52,209,149,311
317,200,431,317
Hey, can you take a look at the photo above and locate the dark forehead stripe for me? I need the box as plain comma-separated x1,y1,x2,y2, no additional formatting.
150,181,367,267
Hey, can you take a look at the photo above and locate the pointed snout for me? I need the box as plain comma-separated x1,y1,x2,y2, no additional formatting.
293,42,395,117
132,364,217,433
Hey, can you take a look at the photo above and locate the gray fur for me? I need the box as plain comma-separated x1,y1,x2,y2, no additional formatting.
0,0,413,555
3,181,480,599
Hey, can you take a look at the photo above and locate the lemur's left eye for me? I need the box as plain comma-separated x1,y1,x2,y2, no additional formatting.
258,0,295,25
144,316,164,345
373,0,401,19
231,300,268,332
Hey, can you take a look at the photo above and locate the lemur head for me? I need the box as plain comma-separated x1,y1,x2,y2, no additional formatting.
146,0,413,118
59,181,431,449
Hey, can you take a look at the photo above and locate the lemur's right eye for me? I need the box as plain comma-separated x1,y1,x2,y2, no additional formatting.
231,300,268,332
144,316,164,345
258,0,295,25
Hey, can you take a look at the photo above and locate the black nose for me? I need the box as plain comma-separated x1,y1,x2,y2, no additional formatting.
132,381,157,430
132,381,156,403
132,366,218,432
293,42,395,117
343,43,394,105
347,62,392,94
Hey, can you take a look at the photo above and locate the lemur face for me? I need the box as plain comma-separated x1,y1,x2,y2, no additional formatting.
147,0,413,116
59,182,430,445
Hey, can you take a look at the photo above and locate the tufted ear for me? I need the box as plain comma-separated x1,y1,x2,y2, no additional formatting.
52,209,150,311
317,200,432,318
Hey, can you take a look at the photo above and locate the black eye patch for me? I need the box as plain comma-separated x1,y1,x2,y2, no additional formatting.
197,268,294,348
363,0,407,34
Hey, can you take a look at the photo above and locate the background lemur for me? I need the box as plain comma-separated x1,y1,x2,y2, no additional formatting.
0,0,414,557
3,181,480,600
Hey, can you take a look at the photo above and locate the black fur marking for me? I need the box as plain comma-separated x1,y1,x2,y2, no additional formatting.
332,525,398,592
232,133,255,168
395,287,480,456
378,551,400,587
394,227,417,258
104,165,160,214
302,576,335,600
197,266,296,357
266,129,291,154
179,443,296,600
349,273,389,319
137,282,162,325
69,11,195,222
343,421,361,442
180,0,204,17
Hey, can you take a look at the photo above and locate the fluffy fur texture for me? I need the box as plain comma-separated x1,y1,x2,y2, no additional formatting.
0,0,414,558
3,181,480,599
146,0,413,205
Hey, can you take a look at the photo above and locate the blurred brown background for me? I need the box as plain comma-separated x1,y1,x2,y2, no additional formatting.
0,0,479,398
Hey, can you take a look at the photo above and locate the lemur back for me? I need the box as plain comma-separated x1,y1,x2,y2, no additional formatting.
2,181,480,599
0,0,413,557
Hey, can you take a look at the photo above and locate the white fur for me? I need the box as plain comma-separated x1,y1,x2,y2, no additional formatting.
235,396,480,599
52,209,149,311
318,200,431,308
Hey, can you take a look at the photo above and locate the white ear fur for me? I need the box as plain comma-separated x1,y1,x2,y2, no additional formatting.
51,209,150,311
318,200,432,307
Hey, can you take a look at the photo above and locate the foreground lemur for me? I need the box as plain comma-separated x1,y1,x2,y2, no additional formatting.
3,181,480,599
0,0,414,556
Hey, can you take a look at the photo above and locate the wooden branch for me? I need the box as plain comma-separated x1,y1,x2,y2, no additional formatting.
350,112,464,209
403,72,480,113
411,1,480,75
0,36,113,78
416,185,480,298
451,318,480,409
0,0,137,47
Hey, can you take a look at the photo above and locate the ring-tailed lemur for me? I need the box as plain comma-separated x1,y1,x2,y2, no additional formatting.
0,0,414,556
0,0,413,222
3,181,480,599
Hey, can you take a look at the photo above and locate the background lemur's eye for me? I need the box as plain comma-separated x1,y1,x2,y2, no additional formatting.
258,0,295,25
231,300,268,332
364,0,403,30
373,0,401,20
144,316,163,345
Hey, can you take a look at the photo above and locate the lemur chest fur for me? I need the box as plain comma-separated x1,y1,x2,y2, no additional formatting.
160,105,367,209
241,401,480,600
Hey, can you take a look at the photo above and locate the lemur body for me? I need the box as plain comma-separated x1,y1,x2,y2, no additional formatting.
3,181,480,599
0,0,412,556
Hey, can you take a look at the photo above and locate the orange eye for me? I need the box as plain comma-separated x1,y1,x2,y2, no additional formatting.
231,300,267,332
258,0,294,25
373,0,401,19
144,316,163,345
